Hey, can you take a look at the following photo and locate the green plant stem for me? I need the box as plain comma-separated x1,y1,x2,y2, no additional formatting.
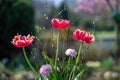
75,42,83,65
22,47,40,79
67,57,71,72
67,57,71,67
55,29,60,69
72,66,76,79
71,42,83,79
66,57,71,79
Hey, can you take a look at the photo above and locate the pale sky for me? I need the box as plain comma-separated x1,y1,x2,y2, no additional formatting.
33,0,64,8
54,0,64,8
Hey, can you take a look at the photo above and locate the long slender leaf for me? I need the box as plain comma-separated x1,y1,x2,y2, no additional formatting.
74,69,86,80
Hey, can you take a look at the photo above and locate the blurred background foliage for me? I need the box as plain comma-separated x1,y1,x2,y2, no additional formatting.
0,0,35,59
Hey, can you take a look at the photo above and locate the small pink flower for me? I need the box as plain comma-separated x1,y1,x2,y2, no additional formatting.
51,18,70,29
12,34,35,48
73,29,95,44
65,49,77,57
39,64,52,76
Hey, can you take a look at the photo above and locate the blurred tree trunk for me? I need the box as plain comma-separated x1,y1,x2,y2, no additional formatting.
116,23,120,58
112,12,120,58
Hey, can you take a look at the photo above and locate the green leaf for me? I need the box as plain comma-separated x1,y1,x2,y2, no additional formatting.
43,54,54,67
74,69,86,80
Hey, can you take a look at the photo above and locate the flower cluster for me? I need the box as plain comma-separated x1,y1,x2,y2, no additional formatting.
11,18,95,79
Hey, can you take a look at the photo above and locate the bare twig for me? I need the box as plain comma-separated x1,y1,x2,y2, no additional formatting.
106,0,114,12
116,0,120,11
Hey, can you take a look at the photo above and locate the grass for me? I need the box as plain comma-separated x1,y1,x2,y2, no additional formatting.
95,31,116,38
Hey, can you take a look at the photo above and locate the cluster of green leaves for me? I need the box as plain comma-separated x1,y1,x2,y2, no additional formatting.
38,54,86,80
101,57,115,70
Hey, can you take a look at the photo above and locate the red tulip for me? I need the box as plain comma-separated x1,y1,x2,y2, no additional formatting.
12,34,35,48
73,29,95,44
84,33,95,44
51,18,70,29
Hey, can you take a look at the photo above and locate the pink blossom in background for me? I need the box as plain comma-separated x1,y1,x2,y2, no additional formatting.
73,0,117,14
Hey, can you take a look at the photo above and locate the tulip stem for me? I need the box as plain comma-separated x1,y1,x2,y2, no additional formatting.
22,47,40,79
75,42,83,65
55,29,60,69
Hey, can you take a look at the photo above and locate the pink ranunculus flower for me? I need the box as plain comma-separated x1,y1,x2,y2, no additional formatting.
65,49,77,57
51,18,70,29
73,29,95,44
39,64,52,76
12,34,35,48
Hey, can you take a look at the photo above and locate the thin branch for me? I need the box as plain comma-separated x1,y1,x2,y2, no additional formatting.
116,0,120,11
106,0,114,12
64,0,71,48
